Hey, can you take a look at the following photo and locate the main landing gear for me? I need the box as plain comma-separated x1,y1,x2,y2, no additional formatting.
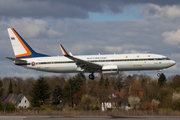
89,73,95,80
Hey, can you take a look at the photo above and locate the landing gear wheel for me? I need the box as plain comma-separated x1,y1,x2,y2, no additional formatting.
89,74,95,80
157,73,161,77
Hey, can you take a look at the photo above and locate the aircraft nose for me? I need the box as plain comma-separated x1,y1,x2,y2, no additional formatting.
170,60,176,66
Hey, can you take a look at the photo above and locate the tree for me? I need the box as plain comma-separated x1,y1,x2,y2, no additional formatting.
172,91,180,110
73,89,87,106
104,77,109,89
62,73,84,107
158,73,166,86
13,77,23,94
0,101,3,110
8,80,13,94
81,94,94,110
169,75,180,91
98,75,104,86
131,80,141,96
123,75,135,92
158,87,173,108
151,99,160,110
52,85,62,103
30,76,51,107
62,78,73,103
2,101,8,112
128,96,140,110
110,73,125,92
0,79,4,97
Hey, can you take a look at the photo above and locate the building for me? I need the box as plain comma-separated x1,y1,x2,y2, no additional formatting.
101,93,132,111
2,94,30,108
101,91,143,111
101,97,131,111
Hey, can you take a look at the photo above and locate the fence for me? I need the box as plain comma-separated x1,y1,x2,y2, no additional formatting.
0,110,180,116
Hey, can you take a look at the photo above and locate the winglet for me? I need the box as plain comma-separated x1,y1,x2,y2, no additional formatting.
59,44,69,56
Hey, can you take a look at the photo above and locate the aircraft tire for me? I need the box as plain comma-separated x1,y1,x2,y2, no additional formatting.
89,74,94,80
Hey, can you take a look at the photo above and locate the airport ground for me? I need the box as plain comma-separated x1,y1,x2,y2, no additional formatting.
1,116,180,120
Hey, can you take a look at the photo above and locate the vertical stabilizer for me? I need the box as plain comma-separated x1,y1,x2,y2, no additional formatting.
7,28,48,58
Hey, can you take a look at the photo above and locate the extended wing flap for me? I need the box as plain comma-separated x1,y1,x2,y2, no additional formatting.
59,45,102,71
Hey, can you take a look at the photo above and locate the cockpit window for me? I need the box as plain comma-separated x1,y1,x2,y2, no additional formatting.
162,57,170,60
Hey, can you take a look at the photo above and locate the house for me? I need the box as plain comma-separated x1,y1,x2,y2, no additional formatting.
101,97,131,111
101,91,144,111
2,94,30,108
101,93,131,111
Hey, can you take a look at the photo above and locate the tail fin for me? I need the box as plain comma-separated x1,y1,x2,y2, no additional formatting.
7,28,48,58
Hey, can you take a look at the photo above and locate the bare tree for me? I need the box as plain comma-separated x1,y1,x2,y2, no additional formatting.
151,99,160,110
128,96,140,110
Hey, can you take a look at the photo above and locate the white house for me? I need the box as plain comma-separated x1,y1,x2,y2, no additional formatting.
101,94,131,111
3,94,30,108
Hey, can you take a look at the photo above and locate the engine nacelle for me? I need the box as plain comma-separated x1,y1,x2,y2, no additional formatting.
102,65,118,74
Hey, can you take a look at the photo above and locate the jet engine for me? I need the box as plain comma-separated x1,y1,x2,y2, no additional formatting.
102,65,118,74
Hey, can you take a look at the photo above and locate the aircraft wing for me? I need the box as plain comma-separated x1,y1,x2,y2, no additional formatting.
59,45,102,72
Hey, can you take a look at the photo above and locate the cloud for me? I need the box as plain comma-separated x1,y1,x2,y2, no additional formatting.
9,18,47,38
1,0,180,19
140,4,180,19
162,29,180,45
0,0,122,19
69,44,94,55
105,46,122,53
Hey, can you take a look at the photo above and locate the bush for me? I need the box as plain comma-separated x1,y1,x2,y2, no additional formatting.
158,108,172,115
33,107,40,110
91,106,100,111
6,102,15,111
40,105,46,111
51,105,63,111
26,106,33,110
56,105,63,111
72,106,80,111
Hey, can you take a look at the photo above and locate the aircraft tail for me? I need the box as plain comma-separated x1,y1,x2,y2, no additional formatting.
7,28,48,58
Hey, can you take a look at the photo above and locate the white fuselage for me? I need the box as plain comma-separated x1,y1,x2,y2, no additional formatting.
17,53,176,73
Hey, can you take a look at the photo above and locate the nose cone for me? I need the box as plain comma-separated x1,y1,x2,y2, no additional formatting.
170,60,176,66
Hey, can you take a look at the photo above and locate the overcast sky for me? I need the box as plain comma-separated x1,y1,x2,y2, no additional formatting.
0,0,180,79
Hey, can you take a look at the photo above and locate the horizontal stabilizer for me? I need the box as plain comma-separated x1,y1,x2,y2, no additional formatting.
5,57,27,64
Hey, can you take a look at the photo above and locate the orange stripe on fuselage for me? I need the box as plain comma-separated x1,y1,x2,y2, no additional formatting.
11,28,32,58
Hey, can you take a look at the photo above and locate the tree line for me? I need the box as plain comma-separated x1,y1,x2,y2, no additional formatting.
0,72,180,111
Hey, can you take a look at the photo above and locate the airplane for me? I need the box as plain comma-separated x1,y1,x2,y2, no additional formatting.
6,28,176,80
